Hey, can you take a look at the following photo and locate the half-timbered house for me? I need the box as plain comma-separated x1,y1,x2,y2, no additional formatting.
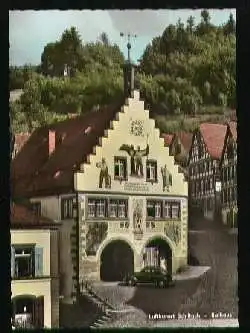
188,123,227,220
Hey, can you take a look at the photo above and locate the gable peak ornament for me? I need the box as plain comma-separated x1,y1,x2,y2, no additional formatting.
130,118,144,137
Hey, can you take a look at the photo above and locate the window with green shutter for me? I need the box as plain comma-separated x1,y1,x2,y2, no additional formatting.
12,245,35,279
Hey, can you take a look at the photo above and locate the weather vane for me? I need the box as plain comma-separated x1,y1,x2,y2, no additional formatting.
120,32,137,63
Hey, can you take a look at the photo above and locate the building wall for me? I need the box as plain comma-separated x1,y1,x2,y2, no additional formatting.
30,196,60,222
49,230,59,327
29,194,77,303
50,230,59,278
11,228,60,328
77,194,188,281
74,91,188,281
11,279,52,328
50,278,59,328
58,218,76,303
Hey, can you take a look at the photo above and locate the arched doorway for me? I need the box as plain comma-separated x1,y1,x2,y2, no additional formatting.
100,240,134,281
12,295,44,329
143,237,172,275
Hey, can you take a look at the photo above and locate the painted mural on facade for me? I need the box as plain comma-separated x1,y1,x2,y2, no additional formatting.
120,144,149,177
164,222,181,246
161,165,173,192
132,199,144,239
96,158,111,188
85,222,108,256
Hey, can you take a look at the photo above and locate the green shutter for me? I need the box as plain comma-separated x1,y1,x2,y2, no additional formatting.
35,247,43,277
11,246,15,278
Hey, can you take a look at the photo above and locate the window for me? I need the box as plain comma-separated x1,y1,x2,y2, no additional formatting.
164,201,181,219
118,200,127,218
108,199,128,218
88,199,96,217
155,202,162,218
164,202,171,218
96,199,106,217
87,198,107,218
11,246,43,279
114,157,127,179
30,202,41,217
171,202,181,219
146,160,157,182
61,198,73,219
147,201,162,218
109,200,118,218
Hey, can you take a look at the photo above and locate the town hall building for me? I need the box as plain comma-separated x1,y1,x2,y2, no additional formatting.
11,61,188,303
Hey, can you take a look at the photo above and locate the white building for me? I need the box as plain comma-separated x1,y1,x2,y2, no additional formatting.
11,203,60,328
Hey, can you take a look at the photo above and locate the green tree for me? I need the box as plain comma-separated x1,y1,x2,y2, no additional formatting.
99,32,110,45
223,13,236,35
186,16,195,33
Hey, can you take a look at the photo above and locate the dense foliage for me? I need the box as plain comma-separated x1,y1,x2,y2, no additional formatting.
9,11,236,134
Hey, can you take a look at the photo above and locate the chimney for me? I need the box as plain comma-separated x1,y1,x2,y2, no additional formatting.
48,130,56,156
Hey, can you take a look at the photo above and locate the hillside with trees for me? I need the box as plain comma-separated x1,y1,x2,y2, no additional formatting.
9,10,236,134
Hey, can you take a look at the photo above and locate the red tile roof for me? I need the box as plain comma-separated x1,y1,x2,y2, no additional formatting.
11,100,123,197
199,123,227,160
176,132,193,153
228,121,237,140
162,133,174,146
11,203,57,228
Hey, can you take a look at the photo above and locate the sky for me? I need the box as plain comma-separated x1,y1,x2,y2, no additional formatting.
9,9,236,66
